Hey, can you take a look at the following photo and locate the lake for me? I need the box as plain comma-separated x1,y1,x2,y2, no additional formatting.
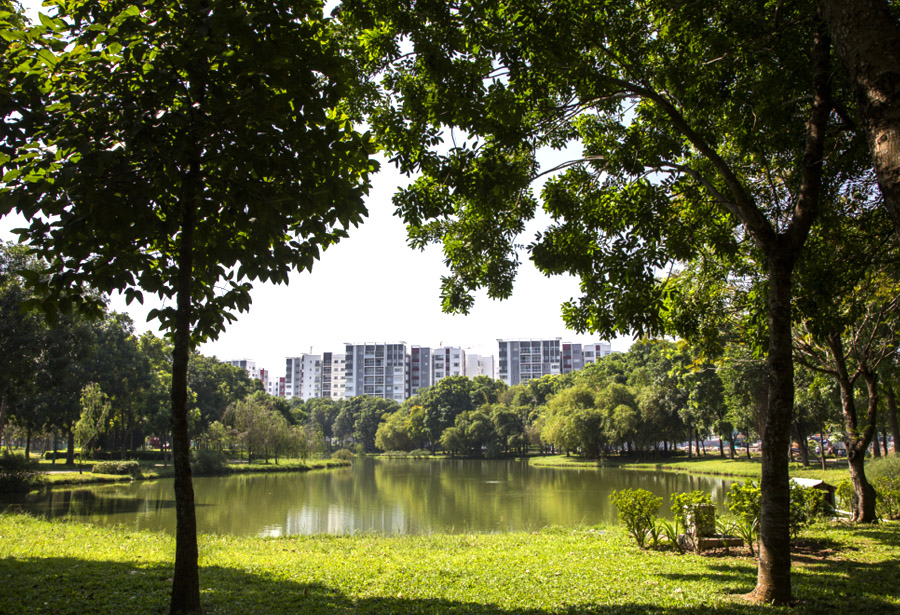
2,458,736,536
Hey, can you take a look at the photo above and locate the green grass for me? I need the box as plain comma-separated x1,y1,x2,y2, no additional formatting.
30,457,349,489
530,454,850,484
1,513,897,614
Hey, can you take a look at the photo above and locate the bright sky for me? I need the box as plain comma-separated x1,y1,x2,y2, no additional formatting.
4,1,632,378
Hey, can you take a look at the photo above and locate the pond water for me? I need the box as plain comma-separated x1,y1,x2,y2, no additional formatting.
2,458,736,537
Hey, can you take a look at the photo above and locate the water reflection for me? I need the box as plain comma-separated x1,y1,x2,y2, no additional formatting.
0,458,734,537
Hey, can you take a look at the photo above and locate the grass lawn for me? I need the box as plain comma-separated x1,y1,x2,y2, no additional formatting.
530,454,850,484
0,513,897,615
30,457,349,489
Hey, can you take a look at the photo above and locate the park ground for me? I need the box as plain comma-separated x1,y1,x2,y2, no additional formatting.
1,512,898,615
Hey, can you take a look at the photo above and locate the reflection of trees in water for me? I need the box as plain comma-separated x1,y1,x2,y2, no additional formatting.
4,462,734,536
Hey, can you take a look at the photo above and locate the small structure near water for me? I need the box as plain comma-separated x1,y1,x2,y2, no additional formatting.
677,504,743,553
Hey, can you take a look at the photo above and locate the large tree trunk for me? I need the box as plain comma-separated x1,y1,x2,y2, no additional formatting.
819,0,900,237
169,198,201,614
886,382,900,454
751,14,831,603
752,256,795,605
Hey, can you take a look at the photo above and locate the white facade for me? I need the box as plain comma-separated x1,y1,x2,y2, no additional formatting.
225,359,259,380
322,352,347,401
284,354,322,400
432,346,466,383
497,339,562,386
465,354,495,379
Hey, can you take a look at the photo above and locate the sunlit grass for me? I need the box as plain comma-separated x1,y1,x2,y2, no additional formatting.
530,454,850,484
1,513,897,615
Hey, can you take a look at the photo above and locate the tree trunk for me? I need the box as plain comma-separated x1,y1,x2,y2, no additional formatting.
819,0,900,238
751,255,795,605
66,429,75,465
872,432,882,457
886,382,900,454
793,419,810,467
25,428,31,459
819,420,828,471
169,195,201,614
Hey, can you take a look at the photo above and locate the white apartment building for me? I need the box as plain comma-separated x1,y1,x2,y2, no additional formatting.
465,354,495,379
224,359,259,380
432,346,465,383
344,343,408,402
284,354,322,400
321,352,347,401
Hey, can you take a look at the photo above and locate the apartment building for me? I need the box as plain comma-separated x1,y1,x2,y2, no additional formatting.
432,346,465,383
497,339,561,386
225,359,259,380
344,343,408,402
284,354,321,400
409,346,432,397
465,354,495,379
321,352,347,401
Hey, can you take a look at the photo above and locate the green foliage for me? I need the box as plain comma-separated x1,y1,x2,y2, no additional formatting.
726,480,761,553
0,451,43,492
868,455,900,520
836,479,855,511
332,449,354,462
609,488,662,549
191,449,228,476
670,490,713,533
91,460,142,478
789,482,827,538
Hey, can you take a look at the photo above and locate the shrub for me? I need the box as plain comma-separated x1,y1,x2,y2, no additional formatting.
191,449,228,475
610,488,662,549
836,479,854,511
0,452,43,492
332,449,354,462
789,482,826,537
726,481,761,553
670,490,713,533
867,455,900,520
91,460,142,478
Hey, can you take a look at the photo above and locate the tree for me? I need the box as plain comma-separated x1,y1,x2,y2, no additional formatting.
818,0,900,236
345,0,849,602
74,383,111,472
2,2,377,612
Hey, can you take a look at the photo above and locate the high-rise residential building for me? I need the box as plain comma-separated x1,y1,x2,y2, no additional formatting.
344,343,408,402
465,354,495,379
284,354,322,400
225,359,259,380
498,338,614,385
432,346,465,383
271,376,286,397
409,346,432,397
581,342,612,365
321,352,347,401
498,339,561,386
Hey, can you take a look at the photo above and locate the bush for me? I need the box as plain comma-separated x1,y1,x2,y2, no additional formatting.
867,455,900,520
670,490,712,533
789,482,826,537
0,452,43,492
91,460,142,478
332,449,354,462
191,449,228,475
726,481,760,553
610,488,662,549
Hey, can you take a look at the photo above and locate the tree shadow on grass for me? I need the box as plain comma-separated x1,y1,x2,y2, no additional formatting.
3,552,899,615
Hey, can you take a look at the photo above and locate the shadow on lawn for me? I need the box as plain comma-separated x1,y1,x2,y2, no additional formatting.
2,552,899,615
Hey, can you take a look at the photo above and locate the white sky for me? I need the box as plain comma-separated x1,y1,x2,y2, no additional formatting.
4,1,633,377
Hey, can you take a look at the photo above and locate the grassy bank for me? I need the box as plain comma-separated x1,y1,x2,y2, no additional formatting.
1,513,897,615
35,457,350,489
530,454,849,484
